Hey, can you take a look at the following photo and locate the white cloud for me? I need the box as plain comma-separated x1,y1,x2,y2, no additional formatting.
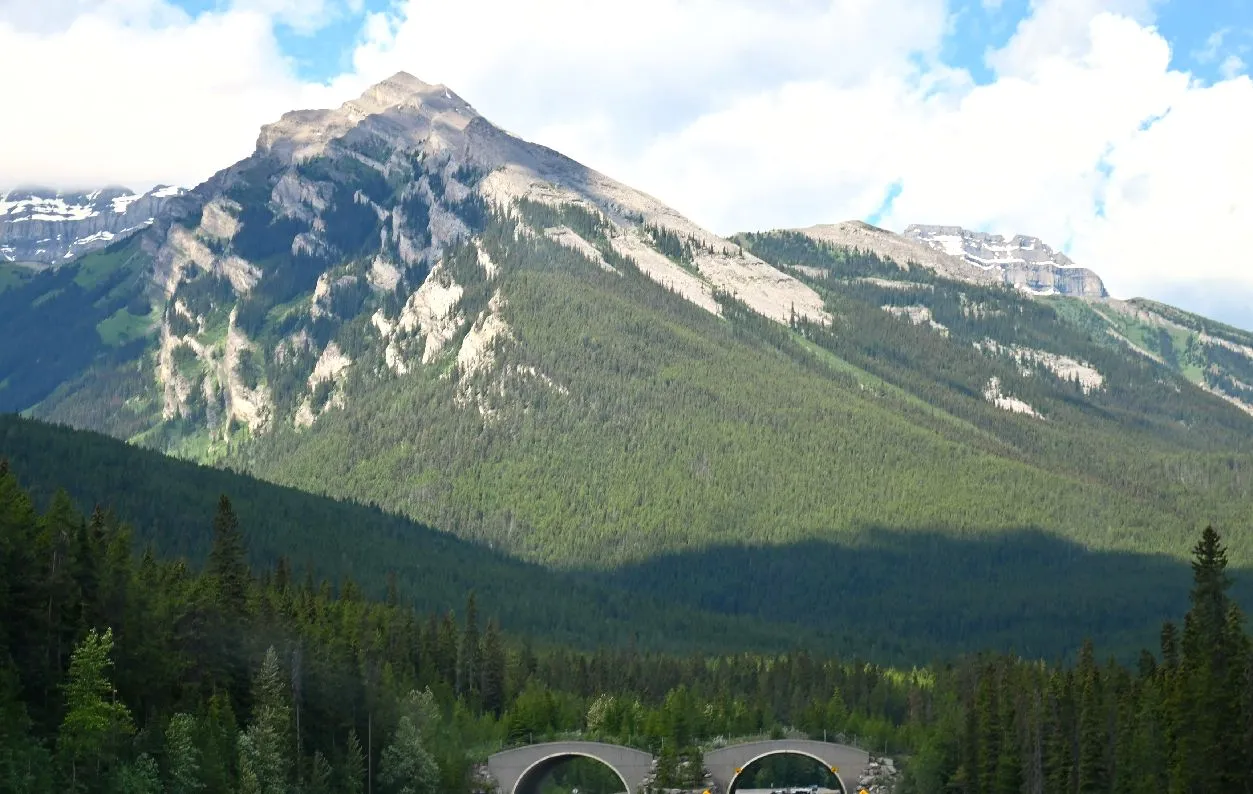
984,0,1158,77
229,0,358,35
0,0,355,189
1220,54,1247,79
1194,27,1228,64
1,0,1251,326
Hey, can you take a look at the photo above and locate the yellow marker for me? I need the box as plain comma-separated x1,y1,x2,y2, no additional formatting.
830,766,840,773
734,767,742,774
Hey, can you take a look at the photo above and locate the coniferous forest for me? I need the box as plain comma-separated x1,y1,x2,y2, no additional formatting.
2,459,1252,794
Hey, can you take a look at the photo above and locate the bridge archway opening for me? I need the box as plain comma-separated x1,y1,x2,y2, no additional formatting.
513,752,631,794
727,751,848,794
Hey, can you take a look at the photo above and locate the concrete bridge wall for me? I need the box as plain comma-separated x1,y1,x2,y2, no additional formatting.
703,740,869,794
486,741,654,794
486,738,869,794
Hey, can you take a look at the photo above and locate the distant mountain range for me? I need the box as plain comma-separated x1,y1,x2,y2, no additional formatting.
791,221,1107,298
0,184,185,265
1,72,1250,660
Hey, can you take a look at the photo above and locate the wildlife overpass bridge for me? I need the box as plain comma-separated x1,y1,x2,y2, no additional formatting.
486,738,869,794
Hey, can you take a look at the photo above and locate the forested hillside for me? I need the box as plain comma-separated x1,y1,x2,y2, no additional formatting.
0,414,826,654
2,462,1250,794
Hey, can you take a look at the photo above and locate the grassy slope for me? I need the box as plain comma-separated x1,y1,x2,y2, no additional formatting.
0,263,33,293
0,235,156,419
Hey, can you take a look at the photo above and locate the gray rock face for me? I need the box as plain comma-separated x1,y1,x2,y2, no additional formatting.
904,224,1107,298
792,221,1107,299
0,184,185,266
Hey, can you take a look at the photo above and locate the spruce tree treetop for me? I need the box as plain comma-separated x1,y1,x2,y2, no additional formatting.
207,494,249,619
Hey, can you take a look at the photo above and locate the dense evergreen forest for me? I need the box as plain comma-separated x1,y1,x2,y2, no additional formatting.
0,414,831,655
5,411,1246,664
3,460,1251,793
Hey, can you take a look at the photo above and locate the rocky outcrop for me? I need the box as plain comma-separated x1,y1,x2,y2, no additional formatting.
0,185,184,265
904,224,1107,298
857,756,900,793
792,221,1107,299
256,71,829,327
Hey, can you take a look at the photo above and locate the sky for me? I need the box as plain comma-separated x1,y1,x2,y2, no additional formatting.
2,0,1252,328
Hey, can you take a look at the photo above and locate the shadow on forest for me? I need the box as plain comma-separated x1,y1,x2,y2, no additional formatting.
588,526,1253,664
6,416,1250,665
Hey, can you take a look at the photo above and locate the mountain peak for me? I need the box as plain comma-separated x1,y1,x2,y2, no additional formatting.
257,71,476,163
357,71,465,111
903,224,1102,296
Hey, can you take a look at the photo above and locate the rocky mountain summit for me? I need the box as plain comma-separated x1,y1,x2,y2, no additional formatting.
904,224,1107,298
56,71,827,441
790,220,1106,298
0,184,185,265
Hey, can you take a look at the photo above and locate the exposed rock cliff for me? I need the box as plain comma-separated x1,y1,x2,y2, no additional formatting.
904,224,1107,298
791,220,1106,298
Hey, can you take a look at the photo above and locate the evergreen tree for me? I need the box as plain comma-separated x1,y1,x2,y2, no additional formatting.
165,713,204,794
1076,673,1107,792
341,729,366,794
1173,526,1238,793
480,619,506,717
0,658,53,794
57,628,134,791
379,712,440,794
308,750,333,794
110,753,160,794
199,692,238,794
457,593,479,700
436,612,457,687
207,495,249,621
237,647,292,794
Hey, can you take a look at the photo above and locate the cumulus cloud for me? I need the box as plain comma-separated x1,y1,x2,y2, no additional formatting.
1,0,1251,326
0,0,356,189
231,0,360,35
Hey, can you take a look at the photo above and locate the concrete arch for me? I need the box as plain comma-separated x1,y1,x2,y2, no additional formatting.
704,740,869,794
487,741,655,794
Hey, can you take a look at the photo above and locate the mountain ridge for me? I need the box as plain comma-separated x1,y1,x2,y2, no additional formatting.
0,184,186,265
787,219,1108,298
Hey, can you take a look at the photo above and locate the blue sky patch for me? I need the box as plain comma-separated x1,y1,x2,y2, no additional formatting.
165,0,1250,86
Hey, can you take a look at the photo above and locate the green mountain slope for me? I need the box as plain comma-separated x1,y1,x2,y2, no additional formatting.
0,74,1250,662
0,413,845,654
1057,296,1253,410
